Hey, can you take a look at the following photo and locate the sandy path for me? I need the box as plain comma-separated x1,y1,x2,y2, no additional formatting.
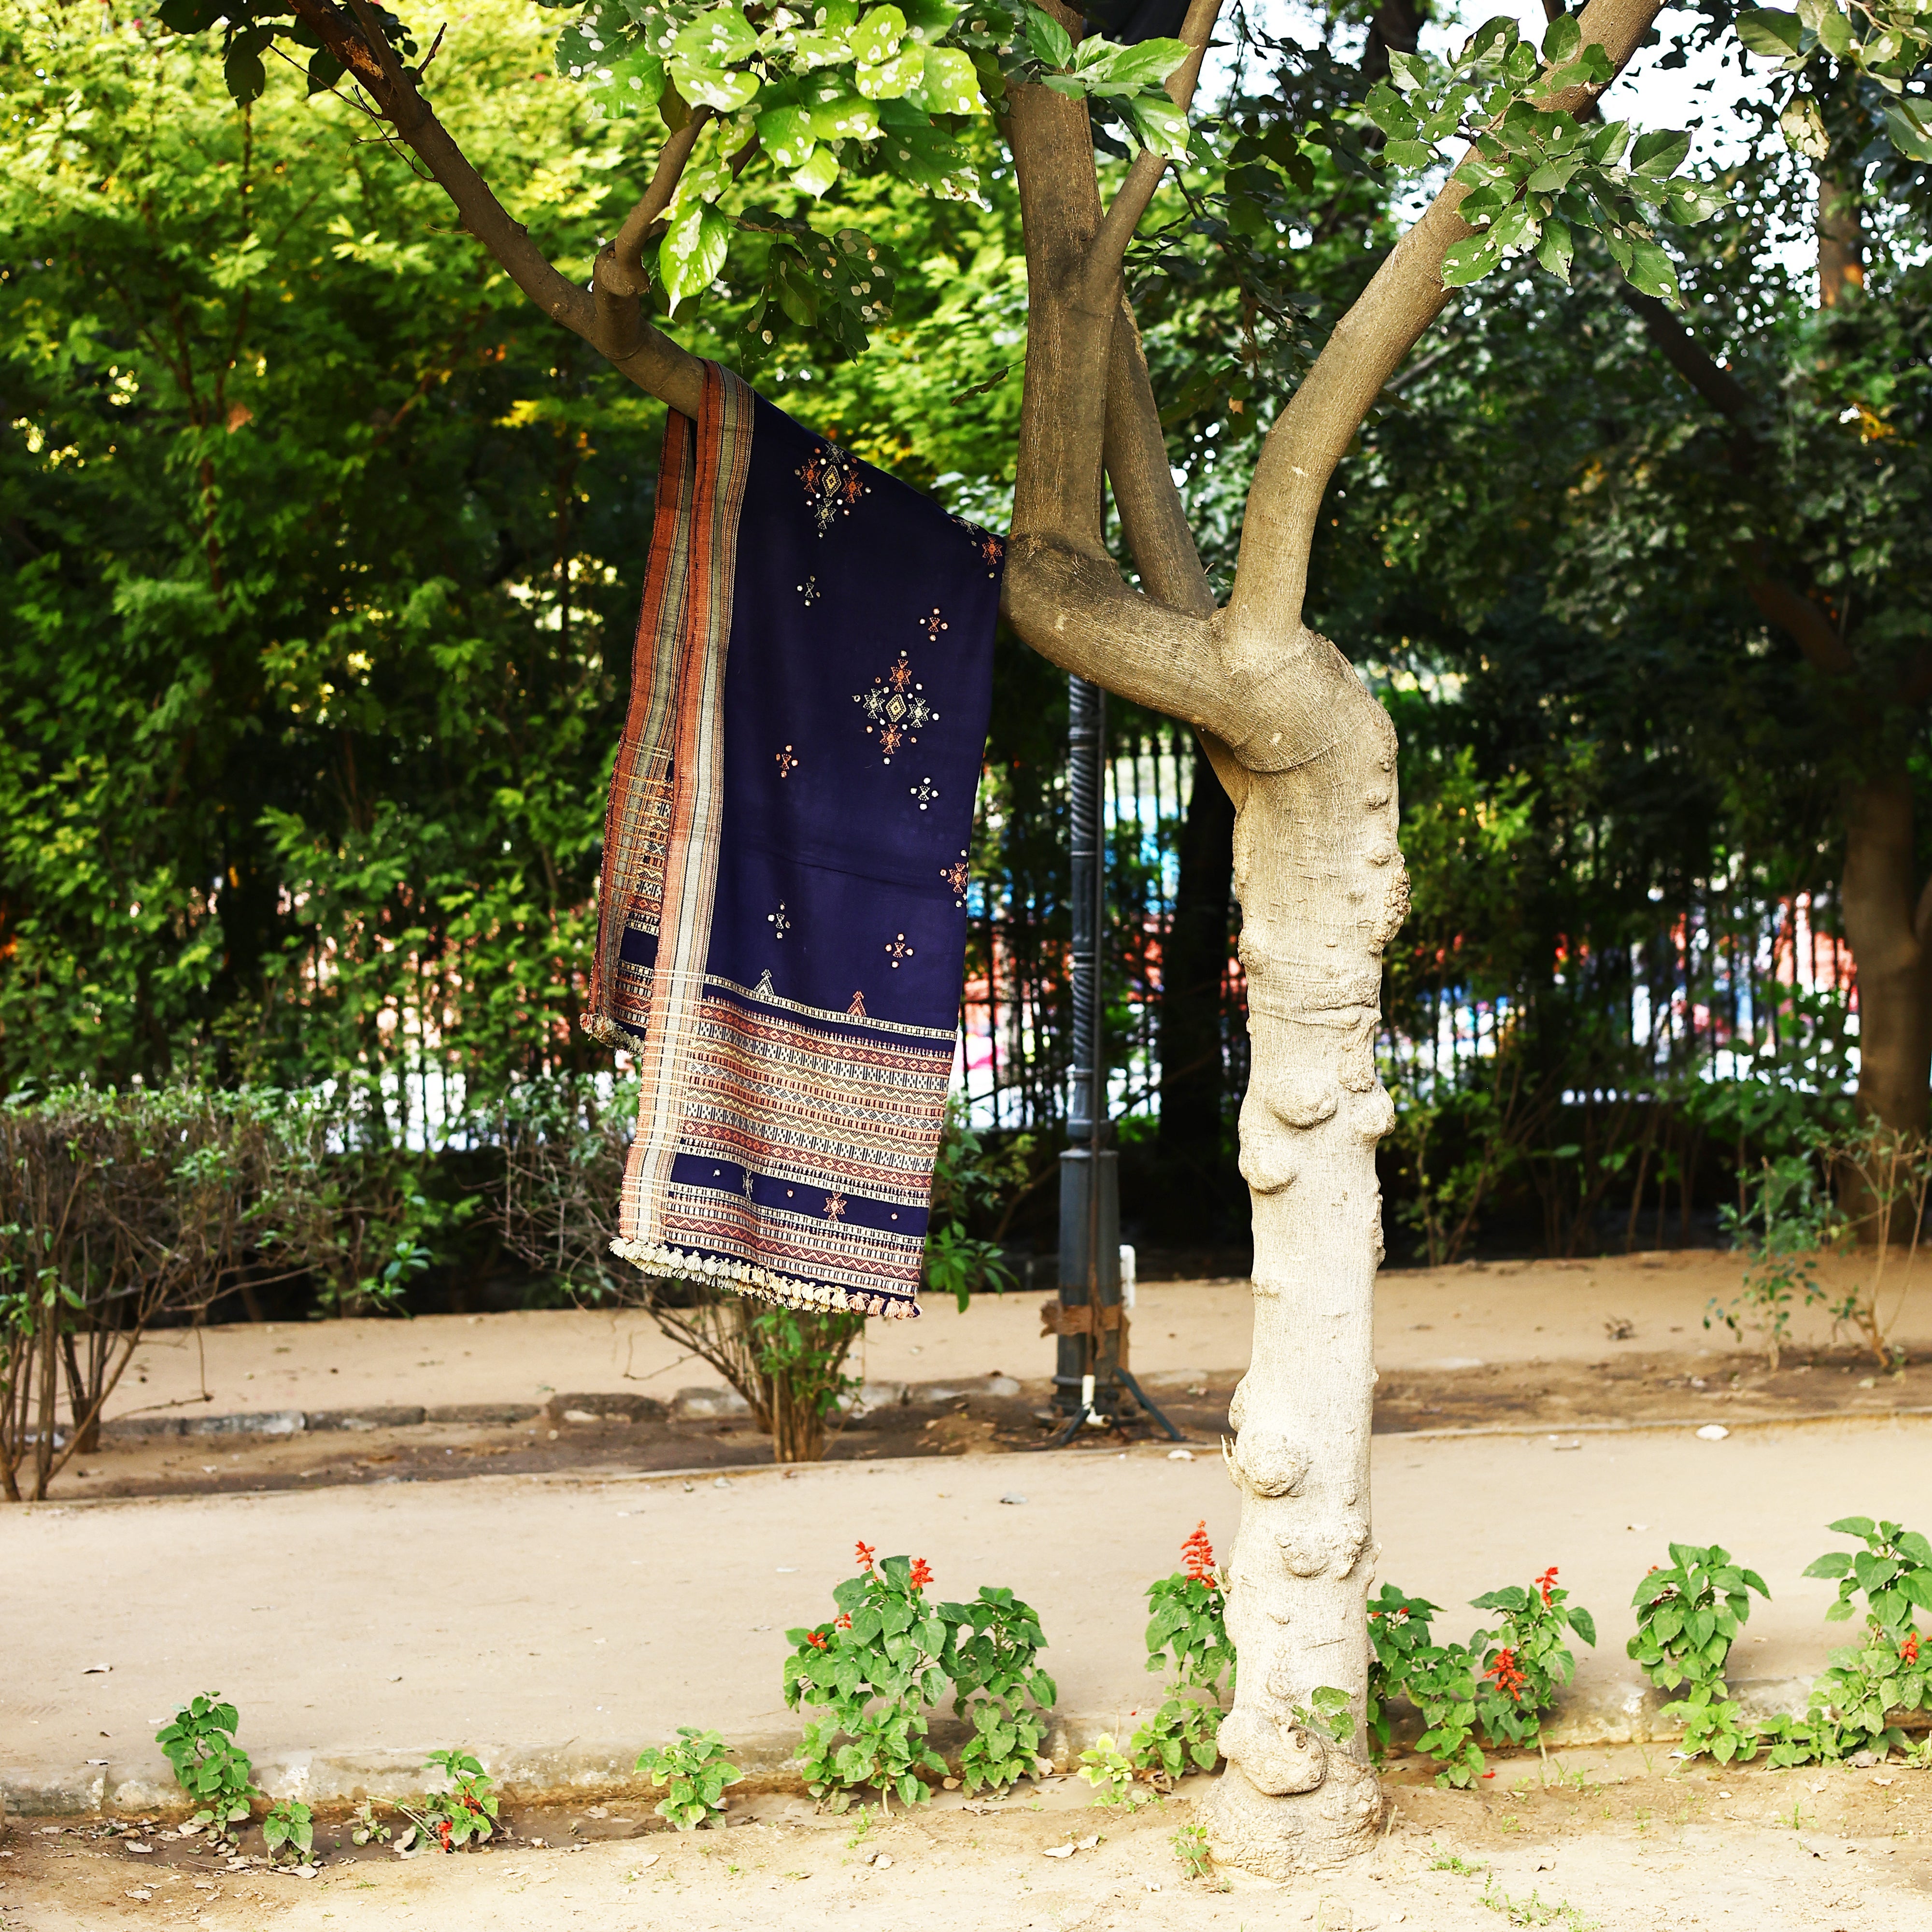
9,1760,1932,1932
102,1249,1932,1429
6,1419,1927,1813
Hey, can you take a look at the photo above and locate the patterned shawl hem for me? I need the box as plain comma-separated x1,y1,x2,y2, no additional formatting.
609,1237,915,1320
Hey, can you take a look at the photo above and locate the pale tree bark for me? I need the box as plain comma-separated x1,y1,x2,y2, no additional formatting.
287,0,1663,1868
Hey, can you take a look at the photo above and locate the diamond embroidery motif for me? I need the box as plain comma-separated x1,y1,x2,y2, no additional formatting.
942,852,969,906
824,1192,848,1221
797,442,868,535
847,990,867,1018
885,933,914,968
919,607,949,642
767,902,791,940
742,1171,758,1200
797,575,820,606
910,776,938,811
853,650,937,764
776,745,798,779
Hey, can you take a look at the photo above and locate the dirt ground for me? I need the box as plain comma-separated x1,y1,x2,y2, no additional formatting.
5,1752,1930,1931
44,1249,1932,1504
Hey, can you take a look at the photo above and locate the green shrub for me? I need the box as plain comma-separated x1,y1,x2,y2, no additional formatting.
636,1728,742,1829
154,1696,256,1847
1628,1542,1769,1763
782,1541,1056,1808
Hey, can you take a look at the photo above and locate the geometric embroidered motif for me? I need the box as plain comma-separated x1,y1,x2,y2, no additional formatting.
854,650,937,763
798,441,868,535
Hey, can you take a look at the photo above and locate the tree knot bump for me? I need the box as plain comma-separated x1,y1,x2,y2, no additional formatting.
1274,1511,1370,1579
1266,1073,1339,1130
1216,1705,1327,1796
1231,1428,1307,1497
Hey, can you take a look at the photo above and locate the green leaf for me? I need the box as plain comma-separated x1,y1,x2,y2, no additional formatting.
757,105,819,170
1734,7,1804,56
1533,216,1574,283
912,46,984,114
1123,93,1190,159
1440,234,1502,287
807,89,881,140
1021,5,1073,69
1631,128,1691,176
1539,13,1581,65
855,47,925,98
660,201,732,313
672,6,758,66
852,4,907,63
1083,37,1190,90
1884,99,1932,162
670,58,760,111
1813,3,1853,56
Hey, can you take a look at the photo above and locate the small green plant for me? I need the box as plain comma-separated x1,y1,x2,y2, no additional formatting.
1292,1687,1357,1747
636,1728,743,1829
1628,1542,1770,1764
399,1748,498,1851
922,1103,1034,1311
154,1696,256,1848
346,1800,391,1846
1130,1523,1232,1777
1170,1818,1213,1881
1708,1151,1837,1368
946,1586,1058,1794
1075,1733,1151,1808
1366,1585,1442,1761
262,1797,313,1865
783,1541,1056,1809
1431,1848,1488,1875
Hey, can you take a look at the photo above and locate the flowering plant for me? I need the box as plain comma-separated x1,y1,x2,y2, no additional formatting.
1365,1585,1443,1761
1130,1522,1236,1779
1763,1517,1932,1765
1467,1566,1597,1750
398,1748,498,1851
783,1541,1055,1808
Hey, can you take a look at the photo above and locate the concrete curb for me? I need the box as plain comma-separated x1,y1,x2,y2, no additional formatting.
94,1375,1039,1444
85,1392,1932,1448
0,1676,1845,1819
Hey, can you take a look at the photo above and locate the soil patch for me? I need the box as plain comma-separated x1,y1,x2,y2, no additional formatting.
45,1345,1932,1503
5,1752,1929,1931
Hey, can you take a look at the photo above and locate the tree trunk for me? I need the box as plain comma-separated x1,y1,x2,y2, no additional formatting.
1160,738,1236,1163
1202,666,1406,1875
1839,769,1932,1151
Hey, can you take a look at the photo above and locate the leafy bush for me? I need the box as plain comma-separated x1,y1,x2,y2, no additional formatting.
399,1748,499,1851
262,1797,313,1865
1372,1568,1596,1788
1130,1522,1233,1779
1628,1543,1770,1763
1763,1517,1931,1765
636,1728,742,1829
782,1540,1056,1808
155,1696,256,1847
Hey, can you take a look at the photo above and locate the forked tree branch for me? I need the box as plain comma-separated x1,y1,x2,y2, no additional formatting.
1227,0,1666,651
607,108,716,288
1088,0,1223,296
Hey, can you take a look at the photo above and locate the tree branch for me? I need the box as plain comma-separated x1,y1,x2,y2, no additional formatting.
608,109,714,288
1617,284,1754,424
1227,0,1665,649
1088,0,1222,294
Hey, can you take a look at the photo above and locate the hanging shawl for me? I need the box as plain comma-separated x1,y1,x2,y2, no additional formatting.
585,363,1004,1320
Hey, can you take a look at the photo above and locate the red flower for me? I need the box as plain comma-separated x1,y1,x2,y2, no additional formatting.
1903,1633,1920,1665
1181,1521,1217,1583
909,1557,934,1592
1534,1566,1558,1605
808,1630,828,1650
835,1612,852,1631
436,1819,453,1849
855,1540,876,1571
1485,1647,1528,1703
